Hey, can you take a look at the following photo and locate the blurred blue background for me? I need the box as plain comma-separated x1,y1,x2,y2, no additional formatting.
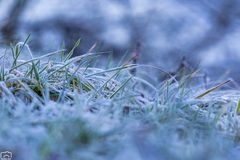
0,0,240,82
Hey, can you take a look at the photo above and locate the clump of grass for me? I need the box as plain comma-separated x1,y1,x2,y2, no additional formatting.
1,41,136,105
0,39,240,160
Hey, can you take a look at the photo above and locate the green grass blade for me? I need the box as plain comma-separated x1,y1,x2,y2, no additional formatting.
32,62,40,83
64,38,81,62
18,34,31,55
98,69,122,93
110,76,132,98
195,80,231,99
236,100,240,114
10,49,65,72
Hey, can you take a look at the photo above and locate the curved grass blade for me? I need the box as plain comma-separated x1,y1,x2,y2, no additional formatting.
10,49,66,72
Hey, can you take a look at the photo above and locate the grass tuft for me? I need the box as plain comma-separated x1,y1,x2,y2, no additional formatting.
0,40,239,160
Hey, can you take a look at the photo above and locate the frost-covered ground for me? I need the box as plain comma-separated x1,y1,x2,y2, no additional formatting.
0,42,240,160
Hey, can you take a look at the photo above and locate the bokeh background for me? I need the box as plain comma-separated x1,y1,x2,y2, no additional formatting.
1,0,240,82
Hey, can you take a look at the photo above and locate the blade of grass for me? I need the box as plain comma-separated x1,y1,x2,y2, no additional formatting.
11,34,31,68
0,49,7,81
236,100,240,114
64,38,81,62
18,34,31,56
195,80,231,99
117,50,130,67
86,64,136,77
32,61,40,83
10,49,65,72
97,68,123,92
110,76,132,98
47,52,102,78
